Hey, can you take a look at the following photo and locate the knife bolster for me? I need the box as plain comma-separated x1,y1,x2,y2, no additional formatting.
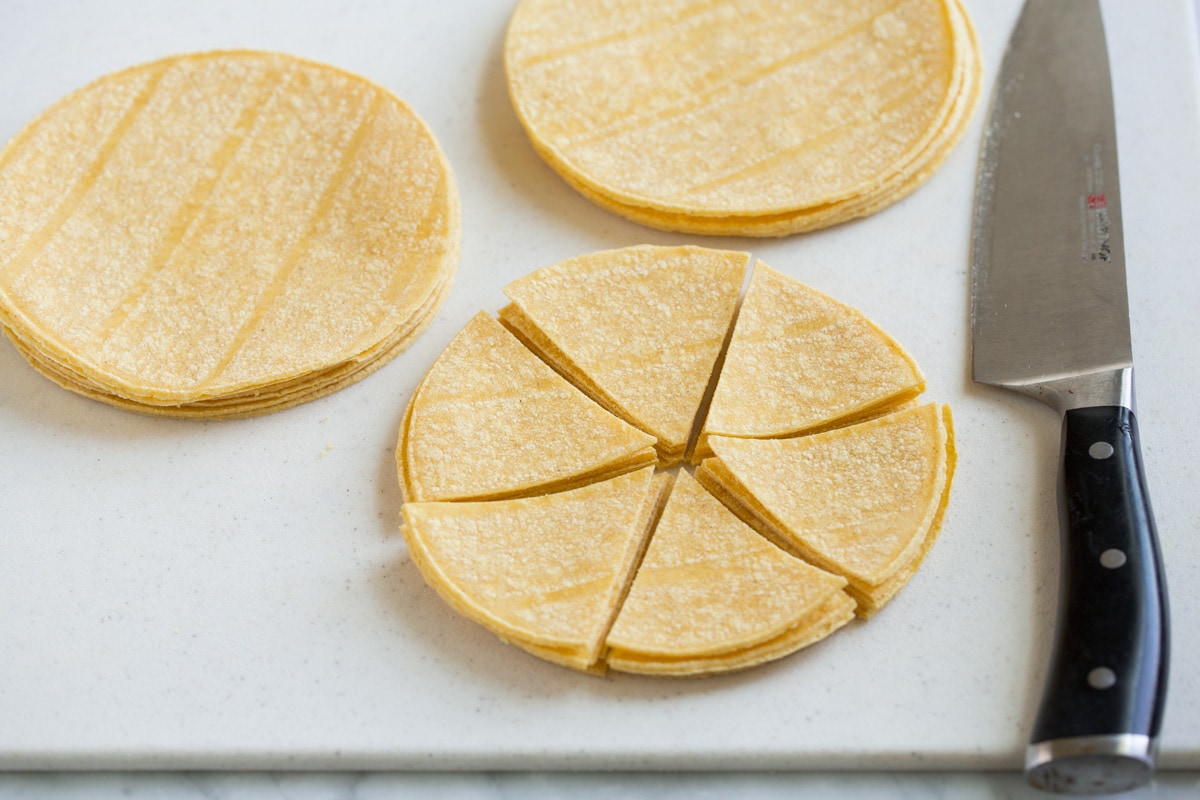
1006,367,1133,416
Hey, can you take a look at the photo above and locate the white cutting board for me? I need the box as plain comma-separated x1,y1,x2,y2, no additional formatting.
1,0,1197,770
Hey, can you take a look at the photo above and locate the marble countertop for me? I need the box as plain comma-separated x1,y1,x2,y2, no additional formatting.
0,772,1199,800
0,772,1197,799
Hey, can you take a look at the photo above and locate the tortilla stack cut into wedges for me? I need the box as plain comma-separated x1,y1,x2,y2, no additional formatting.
605,470,855,677
693,262,924,461
500,245,746,465
402,467,671,673
400,311,657,502
504,0,980,236
696,403,955,617
0,50,459,417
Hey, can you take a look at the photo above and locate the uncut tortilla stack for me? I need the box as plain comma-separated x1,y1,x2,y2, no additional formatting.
505,0,981,237
398,245,957,676
0,50,459,418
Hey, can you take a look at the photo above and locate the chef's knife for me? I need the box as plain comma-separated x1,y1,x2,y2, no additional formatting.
970,0,1169,794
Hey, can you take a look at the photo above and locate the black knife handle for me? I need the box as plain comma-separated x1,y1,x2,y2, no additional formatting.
1026,405,1169,794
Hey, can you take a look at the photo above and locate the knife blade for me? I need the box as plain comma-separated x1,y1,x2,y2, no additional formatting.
970,0,1169,794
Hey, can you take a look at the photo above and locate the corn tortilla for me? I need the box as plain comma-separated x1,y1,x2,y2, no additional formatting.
397,246,956,674
697,403,954,616
402,467,670,672
695,261,924,460
401,312,658,502
500,245,746,463
505,0,980,235
605,470,853,676
0,50,459,416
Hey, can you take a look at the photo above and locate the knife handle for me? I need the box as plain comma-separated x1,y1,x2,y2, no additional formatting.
1026,405,1169,794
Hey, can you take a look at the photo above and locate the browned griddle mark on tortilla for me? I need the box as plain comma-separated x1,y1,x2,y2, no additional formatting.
93,66,285,346
683,59,930,198
512,0,725,71
196,90,385,389
0,64,169,285
564,0,905,151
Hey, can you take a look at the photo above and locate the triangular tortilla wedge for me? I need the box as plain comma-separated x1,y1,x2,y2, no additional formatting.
607,591,857,676
696,403,954,616
401,311,657,502
402,467,671,672
605,471,853,676
500,245,747,464
694,262,924,460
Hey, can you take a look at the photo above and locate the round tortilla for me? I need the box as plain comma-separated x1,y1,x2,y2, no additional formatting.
0,50,459,416
505,0,980,235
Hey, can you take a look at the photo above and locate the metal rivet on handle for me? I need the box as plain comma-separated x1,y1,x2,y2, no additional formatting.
1089,441,1115,460
1100,548,1127,569
1088,667,1118,690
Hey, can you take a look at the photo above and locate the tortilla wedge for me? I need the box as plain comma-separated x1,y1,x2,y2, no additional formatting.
401,311,658,502
500,246,746,464
402,467,671,672
696,403,955,616
606,470,854,676
694,261,924,461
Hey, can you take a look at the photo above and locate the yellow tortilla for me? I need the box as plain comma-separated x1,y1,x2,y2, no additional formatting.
694,261,924,461
396,247,957,674
8,271,453,419
505,0,980,235
500,245,747,463
607,591,857,676
605,470,853,676
0,50,458,415
697,403,954,616
546,0,981,238
402,467,670,672
401,312,657,502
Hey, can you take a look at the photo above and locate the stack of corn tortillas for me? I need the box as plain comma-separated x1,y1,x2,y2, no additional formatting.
0,50,459,418
400,245,955,676
505,0,981,237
